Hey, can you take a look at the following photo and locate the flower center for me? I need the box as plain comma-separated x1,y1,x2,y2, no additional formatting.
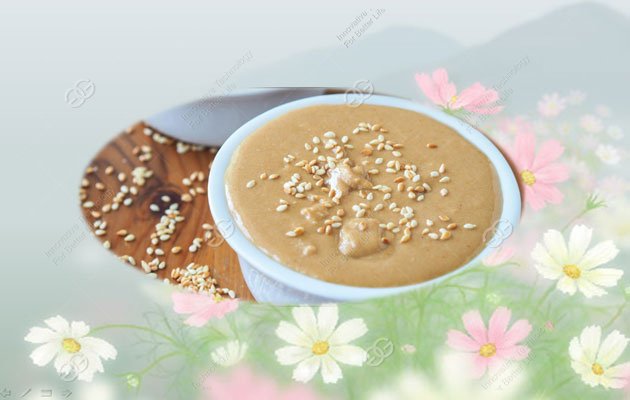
62,338,81,354
521,170,536,186
563,264,581,279
311,341,330,356
591,363,604,376
479,343,497,358
213,294,224,302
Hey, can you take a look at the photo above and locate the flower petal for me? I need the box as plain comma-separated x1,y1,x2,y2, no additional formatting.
29,343,59,366
461,310,487,345
580,240,619,270
25,327,59,344
80,337,117,360
556,276,577,295
582,268,623,288
432,68,457,105
569,337,591,365
415,73,445,107
532,244,563,279
320,355,343,384
328,344,367,366
292,356,320,383
275,345,312,365
606,362,630,379
579,326,602,362
292,307,318,341
497,344,530,360
470,354,490,378
531,140,565,171
543,230,569,265
597,330,628,368
447,329,479,352
567,225,593,264
328,318,367,345
511,132,536,170
576,278,607,298
317,304,339,340
501,319,532,347
44,316,70,335
525,184,547,211
487,307,511,345
533,163,570,184
70,321,90,339
276,321,312,347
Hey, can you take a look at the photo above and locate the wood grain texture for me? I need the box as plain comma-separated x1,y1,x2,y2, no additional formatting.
78,122,253,301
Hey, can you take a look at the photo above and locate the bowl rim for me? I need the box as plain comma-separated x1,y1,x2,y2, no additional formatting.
208,94,521,302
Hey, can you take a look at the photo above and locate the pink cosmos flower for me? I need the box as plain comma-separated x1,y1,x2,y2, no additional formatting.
415,68,502,115
172,292,238,327
447,307,532,378
482,246,516,267
508,132,569,210
202,366,324,400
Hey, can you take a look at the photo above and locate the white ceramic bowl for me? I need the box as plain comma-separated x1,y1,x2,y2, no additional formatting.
208,94,521,304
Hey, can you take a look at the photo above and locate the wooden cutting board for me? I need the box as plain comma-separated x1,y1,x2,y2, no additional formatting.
78,122,254,301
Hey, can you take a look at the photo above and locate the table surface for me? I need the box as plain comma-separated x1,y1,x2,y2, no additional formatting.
78,122,254,301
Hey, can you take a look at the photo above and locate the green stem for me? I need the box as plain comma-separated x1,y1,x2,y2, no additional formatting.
561,209,589,233
91,324,180,347
603,302,627,329
534,285,556,310
115,351,181,378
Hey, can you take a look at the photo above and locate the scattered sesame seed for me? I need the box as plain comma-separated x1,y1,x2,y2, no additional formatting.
246,180,256,189
463,223,477,230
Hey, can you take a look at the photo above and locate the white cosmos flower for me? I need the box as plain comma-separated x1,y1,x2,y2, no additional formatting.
211,340,248,367
24,316,117,382
532,225,622,298
275,304,367,384
569,326,630,389
595,144,621,165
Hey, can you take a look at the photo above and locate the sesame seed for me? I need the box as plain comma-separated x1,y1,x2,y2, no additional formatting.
439,163,446,174
392,151,402,157
171,246,182,254
268,174,280,180
103,240,111,249
276,204,288,212
428,233,439,240
427,143,438,149
124,234,135,242
150,204,160,212
439,215,451,222
440,188,449,197
463,223,477,230
439,176,451,183
246,180,256,189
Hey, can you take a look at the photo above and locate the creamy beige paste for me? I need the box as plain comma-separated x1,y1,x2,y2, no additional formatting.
225,104,501,287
